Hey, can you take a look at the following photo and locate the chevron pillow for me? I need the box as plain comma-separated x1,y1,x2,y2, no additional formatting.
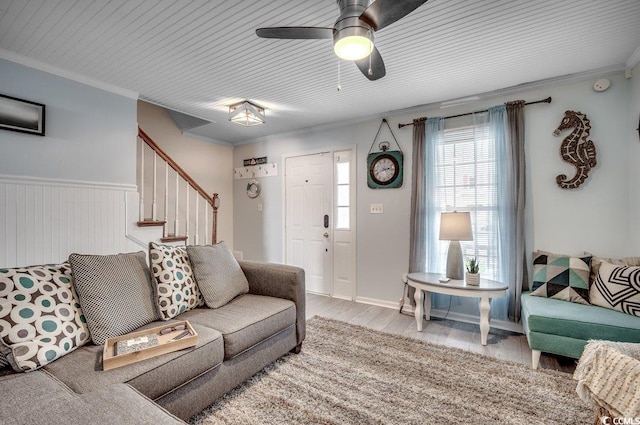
590,261,640,317
530,252,592,305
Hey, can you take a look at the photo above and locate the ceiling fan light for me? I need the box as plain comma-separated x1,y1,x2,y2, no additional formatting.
228,101,266,126
333,24,373,61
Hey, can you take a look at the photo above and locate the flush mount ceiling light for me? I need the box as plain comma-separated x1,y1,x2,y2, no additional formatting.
228,101,266,126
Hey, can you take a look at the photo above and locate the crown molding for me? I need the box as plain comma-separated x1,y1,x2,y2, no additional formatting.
237,64,626,146
0,49,138,100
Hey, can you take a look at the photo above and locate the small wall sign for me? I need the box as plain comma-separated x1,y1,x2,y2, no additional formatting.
243,157,267,166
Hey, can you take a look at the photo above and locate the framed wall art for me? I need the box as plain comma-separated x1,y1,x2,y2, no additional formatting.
0,94,46,136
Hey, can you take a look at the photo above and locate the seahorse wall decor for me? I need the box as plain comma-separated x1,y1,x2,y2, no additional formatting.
552,110,597,189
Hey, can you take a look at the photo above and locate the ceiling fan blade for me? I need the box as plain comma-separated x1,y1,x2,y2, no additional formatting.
355,46,386,81
255,27,334,40
360,0,428,31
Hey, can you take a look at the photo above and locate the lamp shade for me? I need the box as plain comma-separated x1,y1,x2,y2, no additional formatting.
439,212,473,241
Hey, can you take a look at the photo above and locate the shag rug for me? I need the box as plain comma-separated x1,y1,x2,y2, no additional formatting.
190,316,591,424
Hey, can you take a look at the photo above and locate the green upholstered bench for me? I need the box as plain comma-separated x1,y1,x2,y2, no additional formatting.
521,292,640,369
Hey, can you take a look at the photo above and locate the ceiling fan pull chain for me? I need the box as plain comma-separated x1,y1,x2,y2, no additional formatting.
367,29,373,75
337,60,342,92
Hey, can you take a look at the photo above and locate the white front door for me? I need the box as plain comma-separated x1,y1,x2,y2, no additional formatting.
285,153,333,294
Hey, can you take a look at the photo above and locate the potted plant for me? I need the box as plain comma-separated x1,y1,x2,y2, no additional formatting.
466,258,480,286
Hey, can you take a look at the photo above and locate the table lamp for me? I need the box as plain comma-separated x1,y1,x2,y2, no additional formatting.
439,211,473,280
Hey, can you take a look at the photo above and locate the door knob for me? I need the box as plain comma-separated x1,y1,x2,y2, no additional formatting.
323,232,329,238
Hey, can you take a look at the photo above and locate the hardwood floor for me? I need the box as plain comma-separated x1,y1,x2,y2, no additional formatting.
306,293,577,373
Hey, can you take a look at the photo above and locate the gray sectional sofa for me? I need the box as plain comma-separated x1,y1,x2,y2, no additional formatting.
0,260,306,424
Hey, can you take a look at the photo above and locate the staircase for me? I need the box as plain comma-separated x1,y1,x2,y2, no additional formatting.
135,128,219,245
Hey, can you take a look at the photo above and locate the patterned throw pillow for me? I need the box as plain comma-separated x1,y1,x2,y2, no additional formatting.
585,252,640,287
149,242,204,320
0,263,90,372
530,251,592,305
69,251,159,345
187,242,249,309
591,261,640,317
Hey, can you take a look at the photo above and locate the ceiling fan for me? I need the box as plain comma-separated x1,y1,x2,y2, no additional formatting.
256,0,428,81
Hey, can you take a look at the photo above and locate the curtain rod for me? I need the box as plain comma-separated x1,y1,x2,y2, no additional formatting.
397,96,552,129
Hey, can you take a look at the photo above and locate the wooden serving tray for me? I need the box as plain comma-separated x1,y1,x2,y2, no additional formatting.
103,320,198,371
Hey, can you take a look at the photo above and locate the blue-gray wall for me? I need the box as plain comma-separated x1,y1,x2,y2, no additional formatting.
0,59,137,185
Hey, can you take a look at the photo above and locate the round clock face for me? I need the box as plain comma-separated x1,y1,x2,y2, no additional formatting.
370,154,400,185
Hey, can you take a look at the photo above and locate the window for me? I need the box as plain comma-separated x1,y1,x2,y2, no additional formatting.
434,123,499,280
335,159,350,230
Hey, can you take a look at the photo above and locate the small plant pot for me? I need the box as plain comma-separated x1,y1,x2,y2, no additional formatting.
466,272,480,286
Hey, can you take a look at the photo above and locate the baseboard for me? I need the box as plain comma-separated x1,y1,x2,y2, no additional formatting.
354,296,401,310
331,294,353,302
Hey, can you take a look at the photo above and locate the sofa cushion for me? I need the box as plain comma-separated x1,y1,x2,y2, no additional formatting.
69,251,159,345
179,294,295,360
0,263,90,371
591,262,640,317
521,292,640,343
149,242,204,320
44,320,223,401
187,243,249,308
531,251,591,305
0,370,184,424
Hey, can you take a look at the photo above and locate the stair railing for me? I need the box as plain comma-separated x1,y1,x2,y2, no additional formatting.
137,128,219,245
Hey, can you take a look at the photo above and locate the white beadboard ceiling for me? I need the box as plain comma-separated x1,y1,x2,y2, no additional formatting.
1,0,639,145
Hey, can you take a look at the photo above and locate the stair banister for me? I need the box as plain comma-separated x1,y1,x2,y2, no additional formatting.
137,128,219,244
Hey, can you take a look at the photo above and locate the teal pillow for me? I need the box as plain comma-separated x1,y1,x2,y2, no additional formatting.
530,251,591,305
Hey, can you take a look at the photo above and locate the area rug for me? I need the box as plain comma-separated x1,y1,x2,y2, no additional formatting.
190,316,591,424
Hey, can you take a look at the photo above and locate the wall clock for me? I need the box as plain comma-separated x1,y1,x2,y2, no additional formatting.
246,178,261,198
367,119,403,189
367,149,403,188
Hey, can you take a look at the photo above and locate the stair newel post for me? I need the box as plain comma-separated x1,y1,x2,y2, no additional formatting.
205,202,209,246
152,152,157,221
195,196,199,245
212,193,220,244
164,162,168,237
174,171,179,237
139,137,145,220
185,181,190,242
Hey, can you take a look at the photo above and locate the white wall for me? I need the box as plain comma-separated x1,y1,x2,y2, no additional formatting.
629,64,640,253
0,59,137,185
0,58,141,267
233,73,634,308
137,101,234,246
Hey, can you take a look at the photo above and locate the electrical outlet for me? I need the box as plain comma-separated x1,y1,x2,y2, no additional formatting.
370,203,383,214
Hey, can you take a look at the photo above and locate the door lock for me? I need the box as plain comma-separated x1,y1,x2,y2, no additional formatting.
323,232,329,238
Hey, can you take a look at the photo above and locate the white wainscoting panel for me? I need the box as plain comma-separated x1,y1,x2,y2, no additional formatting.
0,176,141,268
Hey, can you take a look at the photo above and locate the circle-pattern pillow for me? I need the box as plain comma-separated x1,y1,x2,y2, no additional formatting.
0,263,90,372
149,242,204,319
